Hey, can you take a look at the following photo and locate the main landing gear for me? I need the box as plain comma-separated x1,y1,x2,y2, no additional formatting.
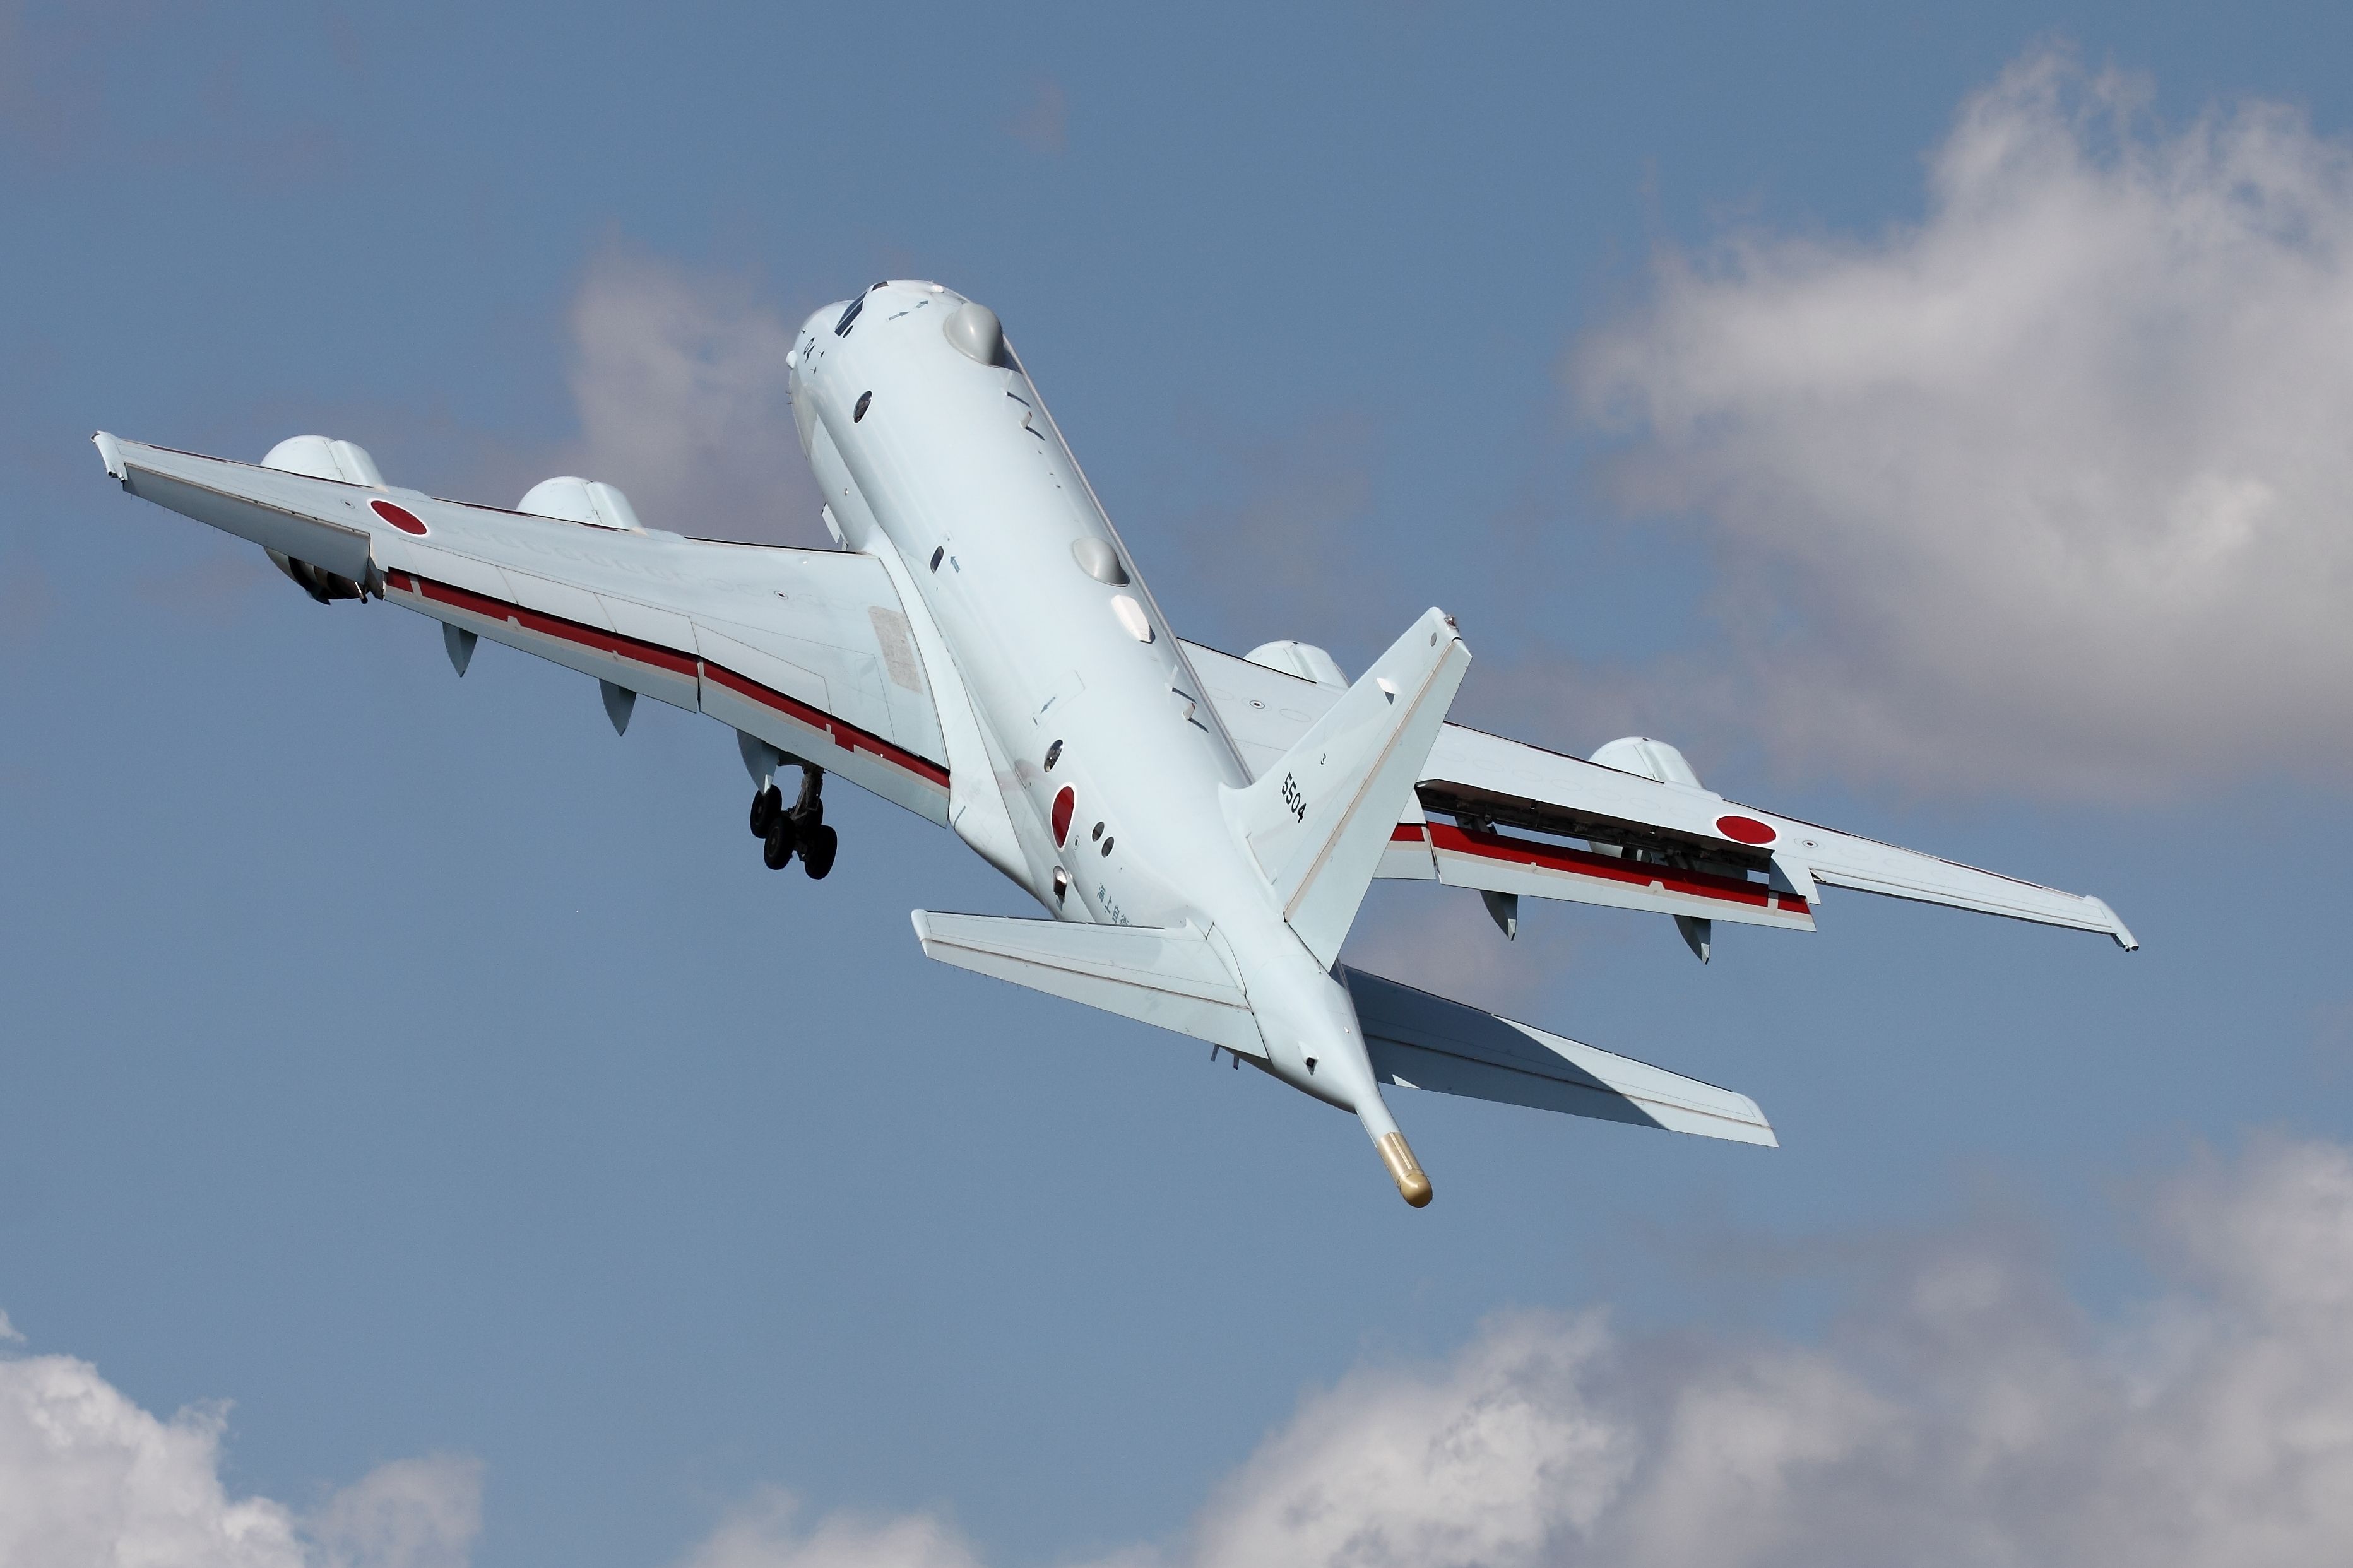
749,763,838,878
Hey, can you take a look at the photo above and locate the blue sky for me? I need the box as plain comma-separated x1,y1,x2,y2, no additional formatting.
6,5,2353,1566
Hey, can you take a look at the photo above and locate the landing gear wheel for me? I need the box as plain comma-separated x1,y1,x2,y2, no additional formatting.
762,813,799,869
750,784,784,837
799,823,838,880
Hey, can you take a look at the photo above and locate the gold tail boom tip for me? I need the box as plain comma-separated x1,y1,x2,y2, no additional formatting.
1376,1130,1433,1208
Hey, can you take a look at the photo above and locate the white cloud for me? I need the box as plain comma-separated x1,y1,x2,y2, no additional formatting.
1170,1133,2353,1568
665,1135,2353,1568
0,1343,480,1568
309,1456,483,1568
1571,50,2353,796
1183,1313,1632,1568
667,1489,984,1568
562,248,823,546
13,1136,2350,1568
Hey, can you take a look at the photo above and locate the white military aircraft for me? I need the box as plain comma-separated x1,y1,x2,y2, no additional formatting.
93,280,2135,1207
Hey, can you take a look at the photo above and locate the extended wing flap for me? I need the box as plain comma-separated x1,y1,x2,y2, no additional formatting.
1341,967,1775,1145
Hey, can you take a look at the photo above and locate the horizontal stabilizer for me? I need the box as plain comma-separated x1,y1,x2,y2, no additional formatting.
1341,967,1775,1146
912,912,1265,1058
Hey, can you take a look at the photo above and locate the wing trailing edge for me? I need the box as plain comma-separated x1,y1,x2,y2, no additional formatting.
1178,637,2134,953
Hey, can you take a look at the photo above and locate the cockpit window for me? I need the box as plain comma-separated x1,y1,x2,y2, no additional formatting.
836,283,891,337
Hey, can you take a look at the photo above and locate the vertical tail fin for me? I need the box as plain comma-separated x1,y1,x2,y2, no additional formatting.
1221,608,1470,967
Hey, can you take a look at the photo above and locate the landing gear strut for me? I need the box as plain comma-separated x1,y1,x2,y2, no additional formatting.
749,763,836,878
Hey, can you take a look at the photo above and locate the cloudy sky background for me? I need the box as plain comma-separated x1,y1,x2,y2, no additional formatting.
5,4,2353,1565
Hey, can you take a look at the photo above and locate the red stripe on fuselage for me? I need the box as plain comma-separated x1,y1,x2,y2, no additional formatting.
386,569,949,791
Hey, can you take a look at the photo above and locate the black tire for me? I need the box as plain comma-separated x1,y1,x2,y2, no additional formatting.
800,823,838,880
762,813,798,869
750,784,783,837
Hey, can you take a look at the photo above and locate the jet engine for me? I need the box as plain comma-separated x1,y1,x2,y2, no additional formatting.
518,476,644,532
259,434,386,602
1589,735,1704,790
1244,640,1348,687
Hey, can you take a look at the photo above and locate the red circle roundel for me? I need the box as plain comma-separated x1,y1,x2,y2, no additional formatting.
1051,786,1076,847
1716,814,1777,846
369,498,429,536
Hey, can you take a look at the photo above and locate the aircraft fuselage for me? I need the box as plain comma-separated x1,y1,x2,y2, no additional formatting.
788,281,1420,1190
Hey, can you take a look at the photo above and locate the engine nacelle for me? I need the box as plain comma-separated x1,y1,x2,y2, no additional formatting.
262,433,385,488
264,551,364,603
518,476,644,532
1590,736,1704,789
1245,640,1348,688
258,435,386,601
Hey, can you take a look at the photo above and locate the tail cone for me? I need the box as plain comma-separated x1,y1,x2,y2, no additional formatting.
1375,1130,1433,1208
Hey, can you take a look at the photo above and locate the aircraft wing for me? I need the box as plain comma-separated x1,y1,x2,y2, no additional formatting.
1182,638,2136,950
95,434,951,821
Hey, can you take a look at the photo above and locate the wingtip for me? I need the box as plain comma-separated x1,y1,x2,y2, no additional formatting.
2087,896,2139,952
92,430,127,481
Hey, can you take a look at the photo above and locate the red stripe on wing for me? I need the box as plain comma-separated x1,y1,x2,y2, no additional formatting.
387,570,948,791
1426,822,1790,912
